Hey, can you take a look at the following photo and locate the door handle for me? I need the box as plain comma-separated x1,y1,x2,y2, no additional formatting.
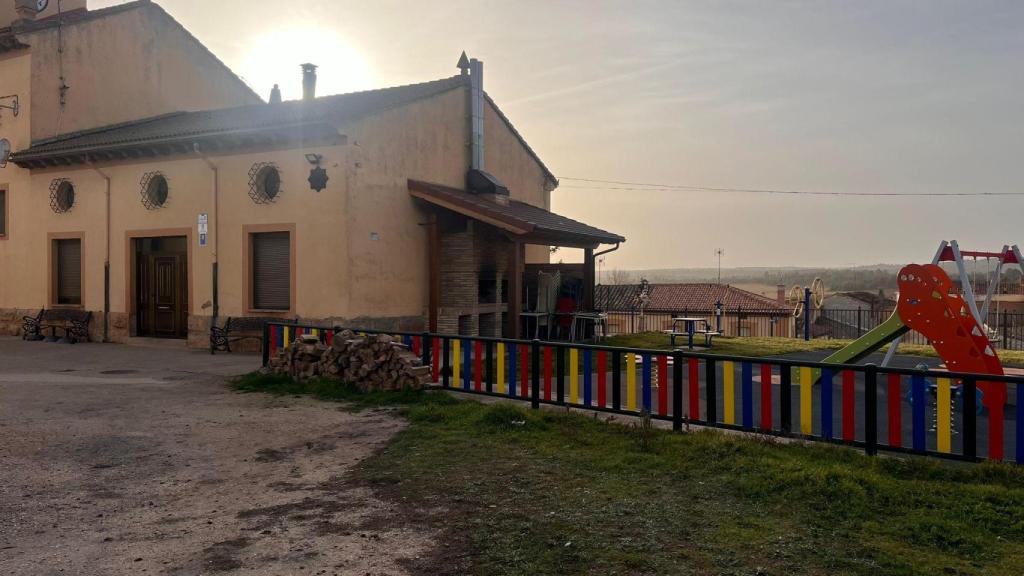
158,306,171,310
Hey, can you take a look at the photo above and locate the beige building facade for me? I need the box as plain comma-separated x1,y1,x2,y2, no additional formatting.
0,1,623,348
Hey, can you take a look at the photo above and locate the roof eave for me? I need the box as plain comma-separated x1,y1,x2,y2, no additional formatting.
11,121,344,168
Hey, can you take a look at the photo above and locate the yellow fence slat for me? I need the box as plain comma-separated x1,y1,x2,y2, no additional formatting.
723,361,736,425
937,378,951,453
569,348,580,404
800,366,813,435
496,342,506,394
452,340,461,387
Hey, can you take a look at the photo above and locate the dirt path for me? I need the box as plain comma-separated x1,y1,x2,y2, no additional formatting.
0,338,434,575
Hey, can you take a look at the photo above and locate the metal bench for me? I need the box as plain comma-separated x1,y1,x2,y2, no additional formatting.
36,309,92,343
210,316,293,354
22,309,45,341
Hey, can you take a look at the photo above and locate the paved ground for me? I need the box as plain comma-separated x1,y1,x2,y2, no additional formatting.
0,337,433,576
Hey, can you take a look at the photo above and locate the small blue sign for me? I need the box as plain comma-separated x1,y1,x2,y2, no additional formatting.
199,233,207,247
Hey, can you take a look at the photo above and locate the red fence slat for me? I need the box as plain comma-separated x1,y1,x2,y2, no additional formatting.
842,370,855,441
887,373,902,447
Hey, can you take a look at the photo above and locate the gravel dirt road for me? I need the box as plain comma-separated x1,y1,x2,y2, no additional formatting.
0,338,434,575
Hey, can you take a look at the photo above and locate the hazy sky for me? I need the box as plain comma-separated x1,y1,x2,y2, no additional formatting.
95,1,1024,270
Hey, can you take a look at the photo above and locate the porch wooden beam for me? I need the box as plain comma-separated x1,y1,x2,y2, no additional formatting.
583,248,596,313
508,240,524,339
427,212,441,333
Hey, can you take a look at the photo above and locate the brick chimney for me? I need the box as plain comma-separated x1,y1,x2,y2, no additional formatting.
777,284,786,305
301,63,317,101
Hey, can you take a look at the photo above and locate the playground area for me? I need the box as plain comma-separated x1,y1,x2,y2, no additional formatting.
261,241,1024,465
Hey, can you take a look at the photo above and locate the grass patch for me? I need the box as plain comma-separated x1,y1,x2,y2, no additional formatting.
603,333,1024,365
231,372,457,411
352,397,1024,576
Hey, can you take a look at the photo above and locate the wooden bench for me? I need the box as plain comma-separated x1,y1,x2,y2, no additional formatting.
210,317,293,354
32,309,93,343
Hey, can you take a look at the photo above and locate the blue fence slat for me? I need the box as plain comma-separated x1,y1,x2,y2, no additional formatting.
583,350,593,407
742,362,753,428
642,354,652,412
821,368,833,440
508,343,517,398
1017,383,1023,464
912,374,926,452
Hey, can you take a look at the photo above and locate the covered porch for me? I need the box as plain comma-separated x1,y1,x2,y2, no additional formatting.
409,179,625,339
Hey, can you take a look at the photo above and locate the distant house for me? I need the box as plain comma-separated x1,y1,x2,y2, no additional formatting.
823,291,895,313
596,283,793,337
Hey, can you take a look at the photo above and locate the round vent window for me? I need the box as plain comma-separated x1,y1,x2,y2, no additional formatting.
49,179,75,213
248,163,282,204
140,172,169,210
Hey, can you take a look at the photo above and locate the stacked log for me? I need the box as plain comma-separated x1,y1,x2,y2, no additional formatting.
267,330,431,391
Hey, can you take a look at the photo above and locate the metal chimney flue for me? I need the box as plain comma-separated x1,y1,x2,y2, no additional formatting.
301,63,318,101
469,58,484,171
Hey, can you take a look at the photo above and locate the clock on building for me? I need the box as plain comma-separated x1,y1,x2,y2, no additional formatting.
37,0,49,12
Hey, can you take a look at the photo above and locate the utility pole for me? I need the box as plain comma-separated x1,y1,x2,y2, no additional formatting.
715,248,725,284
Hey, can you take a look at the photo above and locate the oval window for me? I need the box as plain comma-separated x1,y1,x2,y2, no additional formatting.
141,173,169,209
248,163,282,204
50,179,75,213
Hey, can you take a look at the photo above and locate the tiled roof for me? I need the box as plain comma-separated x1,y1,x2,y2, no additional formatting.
13,76,469,165
596,283,790,314
409,179,625,247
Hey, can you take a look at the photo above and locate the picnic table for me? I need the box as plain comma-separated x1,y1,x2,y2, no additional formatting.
664,316,720,349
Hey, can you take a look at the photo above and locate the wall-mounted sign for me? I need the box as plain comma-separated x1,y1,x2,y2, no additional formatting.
198,213,208,247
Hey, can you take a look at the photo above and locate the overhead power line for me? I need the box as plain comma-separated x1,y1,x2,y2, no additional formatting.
556,177,1024,197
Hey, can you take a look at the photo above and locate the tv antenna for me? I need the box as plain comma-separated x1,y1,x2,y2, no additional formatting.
715,248,725,284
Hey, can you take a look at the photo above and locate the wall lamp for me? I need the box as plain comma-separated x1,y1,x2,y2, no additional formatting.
0,94,19,117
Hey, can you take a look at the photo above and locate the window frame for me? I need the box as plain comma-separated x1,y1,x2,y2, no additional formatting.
48,232,85,308
243,224,296,316
0,185,7,239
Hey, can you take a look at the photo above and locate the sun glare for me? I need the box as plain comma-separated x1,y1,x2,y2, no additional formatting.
239,27,375,101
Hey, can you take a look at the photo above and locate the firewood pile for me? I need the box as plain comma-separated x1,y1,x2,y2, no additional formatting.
266,330,432,391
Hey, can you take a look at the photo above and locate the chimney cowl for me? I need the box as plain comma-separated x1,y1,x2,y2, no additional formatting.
269,84,282,105
301,63,318,101
14,0,38,21
467,169,509,205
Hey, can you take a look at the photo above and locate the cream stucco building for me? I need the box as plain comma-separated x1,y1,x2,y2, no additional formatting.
0,0,623,348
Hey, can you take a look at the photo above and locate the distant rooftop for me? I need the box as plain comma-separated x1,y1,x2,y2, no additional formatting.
597,283,791,314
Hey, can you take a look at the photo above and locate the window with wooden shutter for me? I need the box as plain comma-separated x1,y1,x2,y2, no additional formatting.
55,238,82,305
251,232,290,310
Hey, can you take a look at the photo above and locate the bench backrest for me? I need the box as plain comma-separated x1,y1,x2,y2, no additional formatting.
41,309,91,323
222,317,295,332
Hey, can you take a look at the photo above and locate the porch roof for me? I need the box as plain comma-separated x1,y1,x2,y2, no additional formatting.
408,179,625,248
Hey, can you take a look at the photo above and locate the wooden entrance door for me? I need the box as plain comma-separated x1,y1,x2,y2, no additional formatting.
136,237,188,338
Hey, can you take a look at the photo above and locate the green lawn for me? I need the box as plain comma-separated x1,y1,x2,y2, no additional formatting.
237,375,1024,575
602,333,1024,365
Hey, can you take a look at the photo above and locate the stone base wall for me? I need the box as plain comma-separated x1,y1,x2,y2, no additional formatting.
2,308,427,352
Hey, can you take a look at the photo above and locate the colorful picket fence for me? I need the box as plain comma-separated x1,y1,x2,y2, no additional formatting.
263,322,1024,465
